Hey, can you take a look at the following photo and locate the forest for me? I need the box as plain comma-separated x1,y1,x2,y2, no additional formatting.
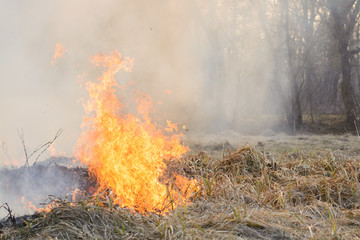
192,0,360,134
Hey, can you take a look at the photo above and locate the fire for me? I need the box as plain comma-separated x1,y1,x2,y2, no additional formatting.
71,188,81,202
49,143,56,156
76,50,196,214
21,196,53,213
165,120,178,133
48,143,66,157
51,43,66,65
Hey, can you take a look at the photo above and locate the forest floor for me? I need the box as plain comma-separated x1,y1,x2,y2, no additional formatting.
1,118,360,239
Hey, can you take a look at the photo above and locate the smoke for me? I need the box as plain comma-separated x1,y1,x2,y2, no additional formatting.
0,0,280,216
0,159,81,218
0,0,280,161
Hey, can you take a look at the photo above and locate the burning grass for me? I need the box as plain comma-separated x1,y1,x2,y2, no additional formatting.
75,51,196,214
2,145,360,239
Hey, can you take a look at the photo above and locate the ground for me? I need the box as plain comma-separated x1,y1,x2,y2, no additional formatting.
1,119,360,239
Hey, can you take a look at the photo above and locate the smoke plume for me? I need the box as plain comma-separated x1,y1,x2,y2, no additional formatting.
0,0,279,216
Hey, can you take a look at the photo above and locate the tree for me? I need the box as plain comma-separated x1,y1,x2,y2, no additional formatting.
328,0,360,126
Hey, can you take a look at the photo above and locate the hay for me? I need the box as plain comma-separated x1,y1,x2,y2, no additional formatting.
214,145,265,176
2,145,360,239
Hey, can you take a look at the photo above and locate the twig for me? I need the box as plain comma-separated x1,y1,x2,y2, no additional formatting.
33,129,63,166
17,129,63,168
0,203,15,227
17,129,29,167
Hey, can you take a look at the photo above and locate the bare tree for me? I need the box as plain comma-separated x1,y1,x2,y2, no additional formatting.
328,0,360,126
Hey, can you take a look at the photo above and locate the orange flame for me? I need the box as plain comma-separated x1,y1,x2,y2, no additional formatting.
49,143,56,156
165,120,178,133
51,43,66,65
21,196,53,213
76,50,196,214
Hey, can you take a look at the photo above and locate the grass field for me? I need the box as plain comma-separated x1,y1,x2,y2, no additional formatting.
1,133,360,239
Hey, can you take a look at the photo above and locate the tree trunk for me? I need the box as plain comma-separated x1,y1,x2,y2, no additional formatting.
340,47,357,125
329,0,360,126
283,0,302,133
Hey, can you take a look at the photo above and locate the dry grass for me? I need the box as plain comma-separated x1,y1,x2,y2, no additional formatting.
2,145,360,239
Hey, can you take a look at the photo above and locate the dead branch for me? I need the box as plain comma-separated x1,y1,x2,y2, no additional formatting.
18,129,63,168
17,129,29,167
0,203,15,227
32,129,63,166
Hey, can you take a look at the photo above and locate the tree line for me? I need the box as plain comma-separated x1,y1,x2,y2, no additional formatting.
193,0,360,133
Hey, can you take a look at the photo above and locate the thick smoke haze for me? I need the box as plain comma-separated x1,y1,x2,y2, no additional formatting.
0,1,278,164
0,0,282,218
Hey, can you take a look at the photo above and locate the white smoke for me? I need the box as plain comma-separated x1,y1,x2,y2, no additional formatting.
0,0,281,216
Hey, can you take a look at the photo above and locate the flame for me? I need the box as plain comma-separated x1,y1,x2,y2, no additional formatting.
51,43,66,65
21,196,53,213
48,143,66,157
71,188,81,202
76,50,196,214
3,158,20,167
49,143,56,156
165,120,178,133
